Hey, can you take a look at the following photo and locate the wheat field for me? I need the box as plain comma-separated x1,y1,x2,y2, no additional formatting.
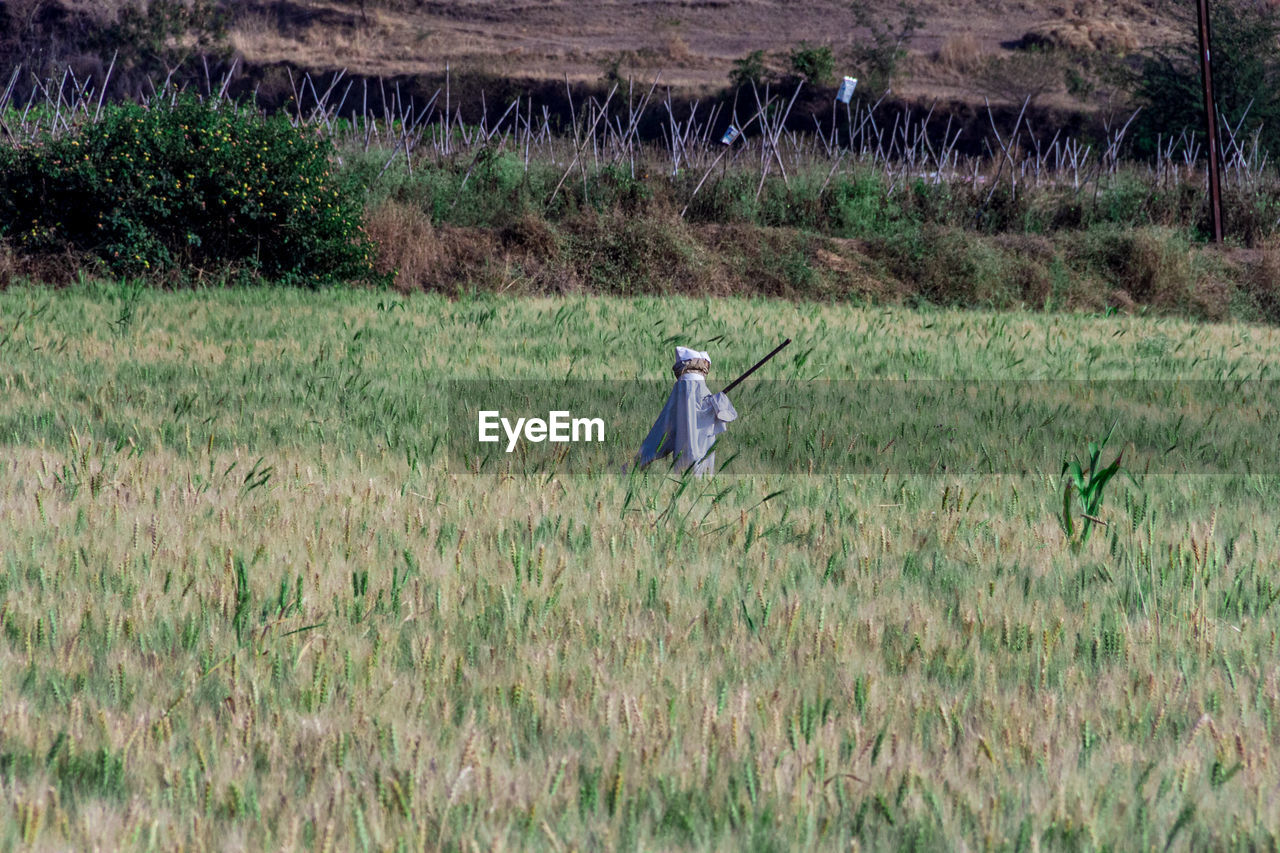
1,284,1278,850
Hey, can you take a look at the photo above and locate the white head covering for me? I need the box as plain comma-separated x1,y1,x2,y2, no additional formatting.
675,345,711,364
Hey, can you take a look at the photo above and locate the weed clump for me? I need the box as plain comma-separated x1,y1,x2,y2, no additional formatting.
366,200,440,290
563,207,713,294
866,226,1050,308
0,94,377,284
1070,226,1196,311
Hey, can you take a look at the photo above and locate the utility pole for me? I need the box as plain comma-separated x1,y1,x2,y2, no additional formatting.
1196,0,1224,243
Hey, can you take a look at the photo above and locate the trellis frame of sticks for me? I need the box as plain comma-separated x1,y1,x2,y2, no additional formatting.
1,60,1273,221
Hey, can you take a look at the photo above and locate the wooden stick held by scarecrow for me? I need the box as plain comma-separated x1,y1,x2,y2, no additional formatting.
635,346,738,477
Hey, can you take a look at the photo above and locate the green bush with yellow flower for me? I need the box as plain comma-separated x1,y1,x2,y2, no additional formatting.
0,94,379,284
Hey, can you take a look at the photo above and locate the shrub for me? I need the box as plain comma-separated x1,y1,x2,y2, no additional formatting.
0,0,228,76
0,94,377,284
789,42,835,86
1240,238,1280,322
973,47,1065,107
826,171,903,237
935,34,983,75
366,200,438,291
730,50,769,91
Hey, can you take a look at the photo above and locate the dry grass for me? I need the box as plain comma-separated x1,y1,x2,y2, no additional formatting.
365,200,444,291
1235,239,1280,323
360,186,1249,314
225,9,290,60
1020,17,1141,54
0,240,16,290
1081,227,1197,310
933,33,985,76
366,201,578,294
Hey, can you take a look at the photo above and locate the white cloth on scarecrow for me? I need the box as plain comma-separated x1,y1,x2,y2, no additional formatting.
674,345,711,363
636,348,737,477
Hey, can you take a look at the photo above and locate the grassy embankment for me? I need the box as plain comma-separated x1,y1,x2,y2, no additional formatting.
352,138,1280,322
2,285,1279,849
6,84,1280,321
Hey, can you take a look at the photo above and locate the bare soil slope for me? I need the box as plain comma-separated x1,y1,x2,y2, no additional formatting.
229,0,1183,99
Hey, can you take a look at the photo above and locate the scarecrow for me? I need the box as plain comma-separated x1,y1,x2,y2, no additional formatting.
636,346,738,477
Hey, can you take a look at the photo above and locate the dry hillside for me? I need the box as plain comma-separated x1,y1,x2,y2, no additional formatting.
225,0,1183,101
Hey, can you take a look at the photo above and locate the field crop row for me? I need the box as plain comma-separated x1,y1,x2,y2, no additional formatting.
1,287,1279,849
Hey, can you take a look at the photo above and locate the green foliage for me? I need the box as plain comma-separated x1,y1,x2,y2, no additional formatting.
1064,65,1095,100
1,288,1280,847
730,50,769,90
0,95,377,283
100,0,230,70
2,288,1279,849
826,171,901,236
350,146,1277,312
1129,0,1280,158
847,1,923,94
867,225,1037,307
1060,423,1131,549
597,163,652,210
565,209,707,294
599,54,625,87
789,42,835,86
0,0,227,74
